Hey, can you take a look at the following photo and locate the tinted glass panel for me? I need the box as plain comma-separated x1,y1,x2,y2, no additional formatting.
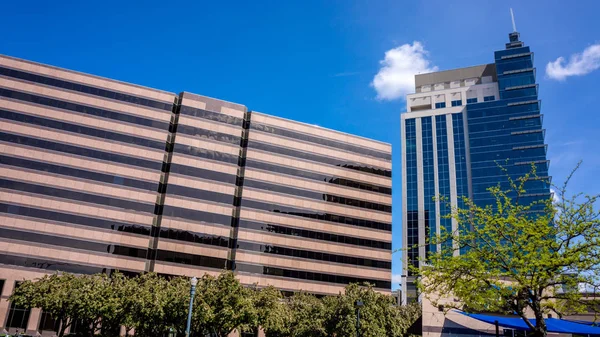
236,241,391,269
169,163,237,184
0,109,165,150
173,144,239,165
0,88,170,130
159,228,229,247
177,124,241,145
243,179,391,213
245,160,391,194
0,227,148,259
0,132,163,171
248,141,391,177
0,254,132,274
241,199,391,231
0,66,173,110
236,263,391,289
0,203,151,236
251,123,391,160
0,179,155,213
161,205,232,226
0,155,156,191
155,250,229,269
166,185,234,204
238,220,391,250
179,105,244,126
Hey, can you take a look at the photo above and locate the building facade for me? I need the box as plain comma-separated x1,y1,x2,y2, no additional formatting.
0,55,392,335
401,30,550,305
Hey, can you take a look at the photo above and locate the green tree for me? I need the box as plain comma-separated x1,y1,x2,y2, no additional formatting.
248,285,290,337
287,292,328,337
193,271,254,337
10,273,83,337
417,164,600,337
324,283,420,337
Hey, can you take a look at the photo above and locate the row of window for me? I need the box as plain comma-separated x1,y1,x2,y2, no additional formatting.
161,204,232,227
238,219,391,250
166,183,235,205
0,88,170,130
243,179,391,213
0,254,133,276
0,66,173,111
434,96,496,108
0,202,151,236
179,105,244,127
2,109,167,150
1,178,156,213
154,249,230,269
245,159,391,194
0,227,147,259
159,228,230,248
177,123,242,146
1,155,157,192
1,132,163,171
236,241,391,269
240,198,392,231
251,123,391,161
173,143,240,165
236,263,391,289
248,140,391,178
169,163,237,185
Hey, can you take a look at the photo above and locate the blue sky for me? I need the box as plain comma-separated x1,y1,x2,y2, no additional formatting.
1,0,599,290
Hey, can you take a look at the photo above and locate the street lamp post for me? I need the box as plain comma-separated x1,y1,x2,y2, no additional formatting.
185,276,198,337
355,300,364,337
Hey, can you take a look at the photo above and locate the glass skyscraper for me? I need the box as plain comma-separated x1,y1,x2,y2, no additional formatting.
401,30,550,304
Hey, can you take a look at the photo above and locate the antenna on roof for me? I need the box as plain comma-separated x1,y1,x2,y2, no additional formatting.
510,8,517,32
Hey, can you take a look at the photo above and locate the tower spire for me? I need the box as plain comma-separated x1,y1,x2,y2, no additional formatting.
510,8,517,32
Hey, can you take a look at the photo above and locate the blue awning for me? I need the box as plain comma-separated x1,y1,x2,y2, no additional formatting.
459,311,600,334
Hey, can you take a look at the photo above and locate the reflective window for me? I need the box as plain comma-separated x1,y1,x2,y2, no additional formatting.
0,227,147,259
435,102,446,109
0,203,151,236
248,141,391,177
243,179,391,213
236,241,391,269
451,100,462,107
405,119,418,274
177,124,241,145
169,163,237,184
0,109,165,150
251,123,391,160
0,132,163,171
0,88,170,130
0,179,156,214
38,311,60,332
155,250,229,269
159,228,229,247
0,66,173,110
173,144,239,165
466,98,478,104
238,220,391,250
235,263,391,289
0,155,157,191
166,184,234,205
484,96,496,102
435,115,452,252
161,205,232,226
0,253,121,274
421,117,436,255
6,292,31,330
241,199,391,231
245,160,391,195
180,105,243,126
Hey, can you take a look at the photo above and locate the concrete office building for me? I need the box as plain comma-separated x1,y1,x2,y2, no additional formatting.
401,29,550,307
0,54,392,335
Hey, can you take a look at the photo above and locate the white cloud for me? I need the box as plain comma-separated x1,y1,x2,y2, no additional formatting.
371,41,438,101
392,273,403,284
546,43,600,80
550,188,561,204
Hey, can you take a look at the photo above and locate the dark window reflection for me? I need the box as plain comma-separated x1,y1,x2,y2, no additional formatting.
235,263,391,289
245,160,391,195
248,141,391,178
251,123,391,161
180,106,243,126
0,88,170,130
243,179,391,213
236,241,390,269
170,163,237,184
161,205,232,226
238,220,391,250
240,199,391,231
155,250,228,269
0,66,172,110
159,228,229,247
0,132,163,171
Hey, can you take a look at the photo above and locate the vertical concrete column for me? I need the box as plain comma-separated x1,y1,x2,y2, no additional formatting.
26,308,41,335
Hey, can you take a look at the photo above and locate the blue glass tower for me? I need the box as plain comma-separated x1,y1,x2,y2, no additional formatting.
401,30,550,304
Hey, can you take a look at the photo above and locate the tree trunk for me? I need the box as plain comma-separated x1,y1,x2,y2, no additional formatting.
532,298,548,337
